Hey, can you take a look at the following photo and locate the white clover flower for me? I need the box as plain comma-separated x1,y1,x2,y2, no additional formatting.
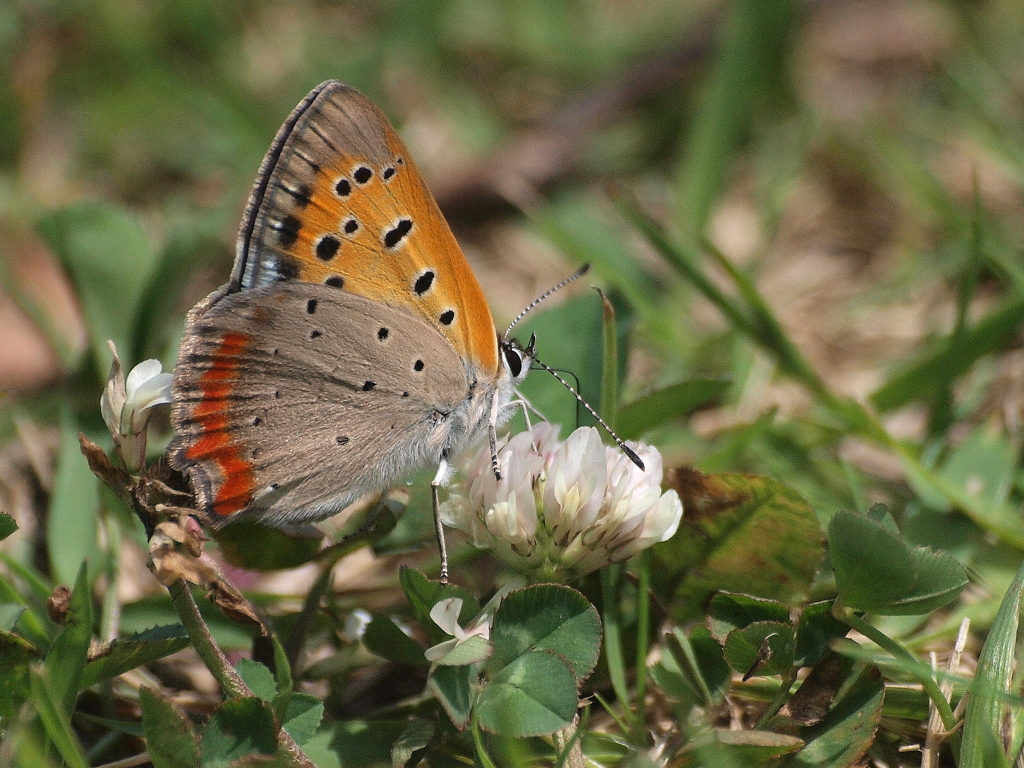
424,597,492,664
423,579,522,664
342,608,372,643
100,342,173,471
440,424,683,581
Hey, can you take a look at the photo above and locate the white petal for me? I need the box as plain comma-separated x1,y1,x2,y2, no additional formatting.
429,598,465,638
424,638,457,663
545,427,606,537
136,372,173,406
614,490,684,562
342,609,372,642
100,342,126,437
124,359,166,399
645,491,684,542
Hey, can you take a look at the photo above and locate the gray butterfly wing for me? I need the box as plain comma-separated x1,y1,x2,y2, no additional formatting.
170,283,471,527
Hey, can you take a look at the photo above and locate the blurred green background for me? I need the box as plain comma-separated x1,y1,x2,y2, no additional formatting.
4,0,1024,763
3,0,1024,636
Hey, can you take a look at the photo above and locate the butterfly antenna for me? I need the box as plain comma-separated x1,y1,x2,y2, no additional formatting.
530,354,645,471
504,263,592,340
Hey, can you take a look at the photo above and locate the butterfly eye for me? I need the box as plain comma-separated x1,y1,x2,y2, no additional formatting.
502,344,524,378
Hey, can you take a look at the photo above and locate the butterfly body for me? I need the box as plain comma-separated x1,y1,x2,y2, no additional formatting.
170,81,529,527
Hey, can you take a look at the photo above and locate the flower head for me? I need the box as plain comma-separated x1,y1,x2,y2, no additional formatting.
100,342,173,471
440,424,682,581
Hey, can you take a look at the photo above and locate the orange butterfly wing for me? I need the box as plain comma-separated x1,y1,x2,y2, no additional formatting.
231,81,499,377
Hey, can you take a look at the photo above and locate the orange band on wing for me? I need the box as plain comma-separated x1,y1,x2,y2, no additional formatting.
184,332,257,517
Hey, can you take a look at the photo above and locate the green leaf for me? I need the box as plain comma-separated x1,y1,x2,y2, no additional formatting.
390,719,434,768
652,626,730,709
280,693,323,746
675,0,796,237
598,287,619,426
269,634,294,721
537,192,662,321
933,424,1016,522
476,650,579,737
363,612,430,667
201,697,278,767
428,662,475,730
516,292,606,430
488,585,601,683
213,523,322,571
82,624,190,688
29,667,89,768
829,509,968,615
302,720,419,768
961,559,1024,767
617,379,731,439
713,729,804,764
707,592,791,642
871,297,1024,413
794,602,849,667
431,634,492,667
140,687,200,768
47,421,99,588
235,659,277,702
0,632,34,729
657,470,823,621
722,621,795,678
36,203,158,381
44,562,92,716
0,602,25,632
0,512,17,541
781,667,884,768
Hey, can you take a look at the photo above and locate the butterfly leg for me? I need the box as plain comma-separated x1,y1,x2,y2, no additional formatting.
505,393,534,430
488,393,503,482
431,459,451,585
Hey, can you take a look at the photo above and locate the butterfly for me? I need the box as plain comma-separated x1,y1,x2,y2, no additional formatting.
169,81,535,572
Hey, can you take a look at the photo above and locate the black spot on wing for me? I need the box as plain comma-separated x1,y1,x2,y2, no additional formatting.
279,183,311,207
384,218,413,249
353,165,372,184
413,269,434,295
275,215,301,247
275,255,301,281
315,235,340,261
292,149,320,174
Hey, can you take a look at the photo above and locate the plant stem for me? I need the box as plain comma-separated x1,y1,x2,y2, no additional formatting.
601,566,633,731
167,581,316,767
168,581,249,699
839,608,960,741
